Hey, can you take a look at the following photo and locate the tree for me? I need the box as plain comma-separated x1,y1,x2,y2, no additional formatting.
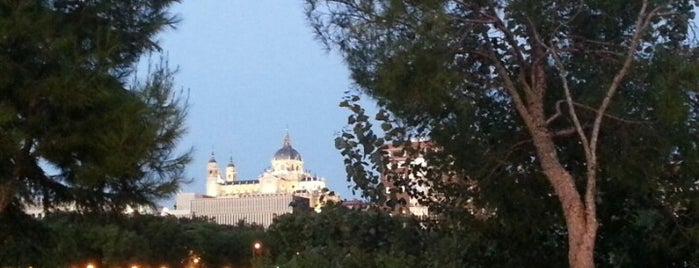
180,218,268,267
3,212,268,267
0,205,54,267
0,0,190,215
268,204,425,267
305,0,699,267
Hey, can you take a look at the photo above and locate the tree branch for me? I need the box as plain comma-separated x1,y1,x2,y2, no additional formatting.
585,0,660,229
546,99,651,125
480,31,536,131
528,16,592,166
485,4,535,96
549,40,594,175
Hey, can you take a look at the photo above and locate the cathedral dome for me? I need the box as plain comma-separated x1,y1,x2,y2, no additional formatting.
273,133,302,161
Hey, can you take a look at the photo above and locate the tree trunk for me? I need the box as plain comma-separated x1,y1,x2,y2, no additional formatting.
528,121,597,268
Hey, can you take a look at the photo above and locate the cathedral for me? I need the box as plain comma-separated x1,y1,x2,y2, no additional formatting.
166,132,338,227
205,132,329,198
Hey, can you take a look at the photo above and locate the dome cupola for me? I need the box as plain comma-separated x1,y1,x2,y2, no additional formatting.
273,132,302,161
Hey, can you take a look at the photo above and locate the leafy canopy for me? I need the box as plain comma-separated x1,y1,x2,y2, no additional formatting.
306,0,699,266
0,0,190,214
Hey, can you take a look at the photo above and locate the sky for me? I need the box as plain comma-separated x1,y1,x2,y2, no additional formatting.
154,1,361,202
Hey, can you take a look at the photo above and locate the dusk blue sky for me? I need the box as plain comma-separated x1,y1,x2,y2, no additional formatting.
155,1,362,202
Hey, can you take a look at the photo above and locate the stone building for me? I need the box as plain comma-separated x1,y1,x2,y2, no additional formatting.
165,132,337,227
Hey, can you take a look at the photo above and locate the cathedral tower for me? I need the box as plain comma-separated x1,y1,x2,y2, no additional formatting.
225,156,237,183
206,152,221,196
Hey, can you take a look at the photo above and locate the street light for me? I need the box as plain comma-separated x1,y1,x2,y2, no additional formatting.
253,241,263,257
252,241,263,268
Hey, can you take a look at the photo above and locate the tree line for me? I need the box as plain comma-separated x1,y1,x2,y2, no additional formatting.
0,209,268,267
2,203,696,267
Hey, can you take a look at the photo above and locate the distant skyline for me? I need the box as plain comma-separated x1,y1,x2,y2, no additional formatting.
155,1,362,202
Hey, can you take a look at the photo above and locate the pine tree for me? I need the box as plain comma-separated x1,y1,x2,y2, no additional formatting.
0,0,190,214
307,0,699,266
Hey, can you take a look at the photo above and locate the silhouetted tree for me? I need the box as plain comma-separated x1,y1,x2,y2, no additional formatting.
0,0,190,215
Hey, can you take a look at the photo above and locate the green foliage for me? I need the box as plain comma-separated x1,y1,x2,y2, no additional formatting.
306,0,699,265
0,212,268,267
268,204,568,267
0,0,190,214
0,206,54,267
179,218,269,267
269,204,426,267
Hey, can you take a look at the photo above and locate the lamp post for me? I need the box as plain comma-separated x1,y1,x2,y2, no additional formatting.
184,250,201,268
252,241,263,267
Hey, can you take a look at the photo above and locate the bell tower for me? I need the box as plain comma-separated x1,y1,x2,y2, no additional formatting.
206,152,221,196
225,156,237,183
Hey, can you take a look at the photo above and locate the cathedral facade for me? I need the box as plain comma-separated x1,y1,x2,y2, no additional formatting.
166,133,337,227
205,133,329,200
